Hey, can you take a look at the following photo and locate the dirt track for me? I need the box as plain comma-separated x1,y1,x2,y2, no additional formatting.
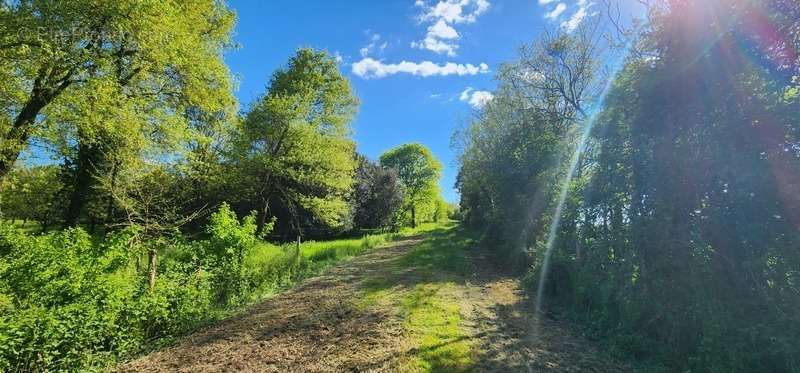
118,231,630,372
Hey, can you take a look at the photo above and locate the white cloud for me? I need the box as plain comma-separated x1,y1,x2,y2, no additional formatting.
359,31,386,57
459,87,472,100
537,0,593,32
352,58,490,79
411,37,458,56
544,3,567,20
411,19,461,56
459,87,494,108
429,19,459,39
560,4,588,31
418,0,490,24
333,51,344,63
413,0,490,55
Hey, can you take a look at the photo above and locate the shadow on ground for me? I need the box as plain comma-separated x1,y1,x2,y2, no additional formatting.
118,224,630,372
463,247,631,373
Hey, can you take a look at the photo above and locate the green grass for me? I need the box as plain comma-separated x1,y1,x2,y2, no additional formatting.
356,223,480,372
239,222,446,305
402,282,473,372
2,219,42,234
296,222,445,268
400,225,477,372
300,235,389,262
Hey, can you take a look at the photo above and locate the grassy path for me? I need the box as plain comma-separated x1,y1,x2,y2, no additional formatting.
119,223,630,372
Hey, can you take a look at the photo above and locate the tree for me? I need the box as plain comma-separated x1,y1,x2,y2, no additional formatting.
379,143,442,228
351,154,404,230
0,166,63,230
511,23,605,121
453,23,605,257
455,0,800,370
0,0,236,186
234,49,359,236
102,164,205,291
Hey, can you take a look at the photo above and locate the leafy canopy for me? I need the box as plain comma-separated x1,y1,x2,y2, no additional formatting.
379,143,442,205
236,48,359,230
0,0,237,180
380,143,443,226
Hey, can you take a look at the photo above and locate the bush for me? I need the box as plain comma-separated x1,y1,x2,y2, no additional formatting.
0,206,410,371
0,223,216,371
203,202,265,305
0,225,138,370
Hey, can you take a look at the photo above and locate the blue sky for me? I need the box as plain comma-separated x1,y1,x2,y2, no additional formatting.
224,0,599,202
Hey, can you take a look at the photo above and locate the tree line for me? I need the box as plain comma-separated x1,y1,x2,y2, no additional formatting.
0,1,451,370
0,2,450,238
454,0,799,371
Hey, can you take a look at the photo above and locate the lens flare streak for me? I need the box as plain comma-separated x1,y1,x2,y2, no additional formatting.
534,46,632,315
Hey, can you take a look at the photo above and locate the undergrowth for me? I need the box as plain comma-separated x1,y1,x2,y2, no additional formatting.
0,204,436,371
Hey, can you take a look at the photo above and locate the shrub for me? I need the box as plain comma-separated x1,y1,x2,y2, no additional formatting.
0,207,408,371
0,223,215,371
203,203,266,305
0,225,139,370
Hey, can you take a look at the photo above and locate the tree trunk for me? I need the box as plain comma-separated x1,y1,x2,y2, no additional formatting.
256,198,270,237
295,236,301,265
0,97,48,183
148,248,157,292
411,205,416,228
64,143,96,226
0,67,71,184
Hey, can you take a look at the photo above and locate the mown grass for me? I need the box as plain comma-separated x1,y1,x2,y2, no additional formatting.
239,222,443,304
357,223,480,372
401,282,472,372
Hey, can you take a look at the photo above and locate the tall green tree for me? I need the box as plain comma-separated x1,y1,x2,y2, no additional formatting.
234,49,359,236
0,0,236,186
379,143,442,228
453,21,603,258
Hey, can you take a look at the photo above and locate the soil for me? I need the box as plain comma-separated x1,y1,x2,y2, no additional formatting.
118,235,630,372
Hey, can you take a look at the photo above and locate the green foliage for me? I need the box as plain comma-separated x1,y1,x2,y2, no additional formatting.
206,203,261,257
0,0,237,182
203,203,264,305
352,154,404,230
454,65,568,265
456,1,800,371
0,204,423,371
0,166,64,230
0,224,140,370
234,48,359,235
380,143,444,227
